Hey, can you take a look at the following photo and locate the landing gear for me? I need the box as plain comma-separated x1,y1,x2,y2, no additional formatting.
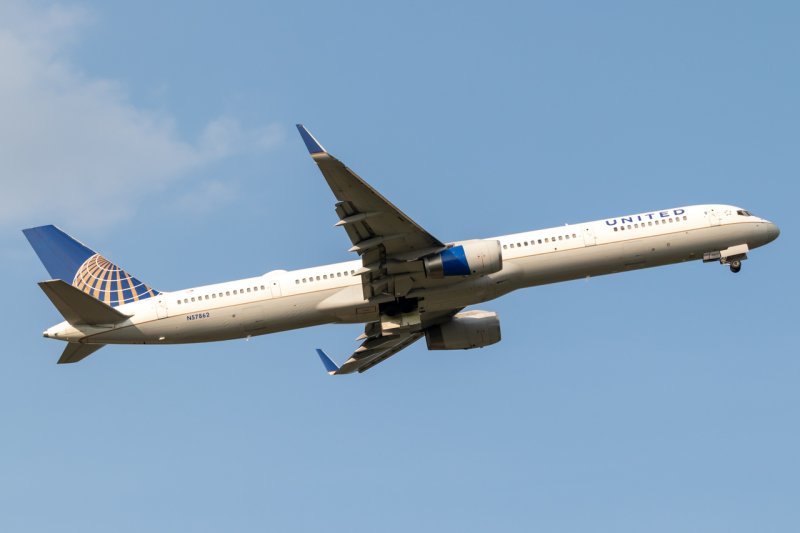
703,246,749,274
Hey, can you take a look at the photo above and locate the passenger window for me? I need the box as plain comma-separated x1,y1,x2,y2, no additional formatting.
184,299,188,303
683,216,687,220
517,243,521,247
655,220,659,225
565,235,569,240
634,224,638,228
351,270,355,275
344,271,349,276
323,275,327,279
627,225,631,230
205,295,209,300
219,293,222,298
177,300,181,305
648,222,652,226
510,244,514,248
669,218,673,223
337,273,341,277
212,294,216,298
572,234,577,238
226,291,230,296
302,278,306,283
538,239,542,244
614,227,618,232
621,226,625,231
191,297,195,302
558,236,562,241
545,238,549,243
316,276,320,281
233,290,237,295
503,245,507,249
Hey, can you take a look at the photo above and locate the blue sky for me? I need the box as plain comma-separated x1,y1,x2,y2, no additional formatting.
1,1,798,531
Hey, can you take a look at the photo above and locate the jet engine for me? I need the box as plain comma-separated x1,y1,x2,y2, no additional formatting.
425,310,501,350
423,240,502,279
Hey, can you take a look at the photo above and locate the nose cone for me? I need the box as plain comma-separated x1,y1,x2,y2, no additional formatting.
766,223,780,244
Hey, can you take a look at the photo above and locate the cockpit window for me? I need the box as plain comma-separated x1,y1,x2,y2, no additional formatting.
737,210,756,217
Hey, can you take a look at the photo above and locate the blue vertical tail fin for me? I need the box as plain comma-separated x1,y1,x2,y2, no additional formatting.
22,225,159,308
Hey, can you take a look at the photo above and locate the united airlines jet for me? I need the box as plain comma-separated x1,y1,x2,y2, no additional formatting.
23,126,780,373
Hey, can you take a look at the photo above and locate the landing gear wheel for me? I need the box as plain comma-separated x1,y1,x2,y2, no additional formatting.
730,259,741,273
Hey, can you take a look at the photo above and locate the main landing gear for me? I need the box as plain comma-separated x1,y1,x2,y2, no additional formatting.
730,259,742,273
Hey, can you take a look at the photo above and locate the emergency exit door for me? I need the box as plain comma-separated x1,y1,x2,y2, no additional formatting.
269,280,282,298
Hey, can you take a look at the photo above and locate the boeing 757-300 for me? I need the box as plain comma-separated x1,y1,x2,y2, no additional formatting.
23,125,781,373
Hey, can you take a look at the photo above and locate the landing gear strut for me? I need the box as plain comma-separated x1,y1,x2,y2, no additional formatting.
703,245,749,274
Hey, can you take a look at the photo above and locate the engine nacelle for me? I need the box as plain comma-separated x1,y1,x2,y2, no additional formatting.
425,310,501,350
423,240,502,279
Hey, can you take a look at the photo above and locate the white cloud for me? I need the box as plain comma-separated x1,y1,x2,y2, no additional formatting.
0,2,282,233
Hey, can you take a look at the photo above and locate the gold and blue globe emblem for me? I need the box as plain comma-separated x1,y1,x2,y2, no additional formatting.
72,254,159,307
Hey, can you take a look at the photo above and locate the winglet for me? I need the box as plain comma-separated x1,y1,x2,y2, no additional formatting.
316,349,340,375
296,125,327,155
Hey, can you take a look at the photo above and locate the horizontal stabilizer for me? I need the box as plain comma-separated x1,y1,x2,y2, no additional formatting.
58,342,105,364
38,280,131,326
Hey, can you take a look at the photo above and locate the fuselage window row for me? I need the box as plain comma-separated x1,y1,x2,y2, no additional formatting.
503,233,579,250
176,284,270,305
613,215,688,232
296,270,355,285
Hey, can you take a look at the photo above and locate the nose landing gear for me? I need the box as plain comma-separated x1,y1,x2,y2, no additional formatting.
703,246,747,274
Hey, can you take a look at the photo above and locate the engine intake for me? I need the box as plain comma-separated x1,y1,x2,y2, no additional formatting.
423,240,502,279
425,310,501,350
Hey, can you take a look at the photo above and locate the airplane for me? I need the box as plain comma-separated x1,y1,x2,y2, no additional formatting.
23,125,780,373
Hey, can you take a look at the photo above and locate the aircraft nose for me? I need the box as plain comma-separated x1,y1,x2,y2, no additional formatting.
766,223,780,244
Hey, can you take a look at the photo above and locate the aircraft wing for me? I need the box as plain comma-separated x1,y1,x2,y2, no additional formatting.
315,308,462,375
297,125,445,248
317,334,423,375
297,125,447,299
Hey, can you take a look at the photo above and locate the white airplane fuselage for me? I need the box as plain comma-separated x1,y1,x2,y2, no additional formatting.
43,204,778,346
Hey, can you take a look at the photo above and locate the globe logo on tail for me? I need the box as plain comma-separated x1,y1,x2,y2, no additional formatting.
73,254,159,307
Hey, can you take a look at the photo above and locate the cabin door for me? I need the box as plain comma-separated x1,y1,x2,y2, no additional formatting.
581,224,596,246
269,280,282,298
708,207,721,226
155,295,168,319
